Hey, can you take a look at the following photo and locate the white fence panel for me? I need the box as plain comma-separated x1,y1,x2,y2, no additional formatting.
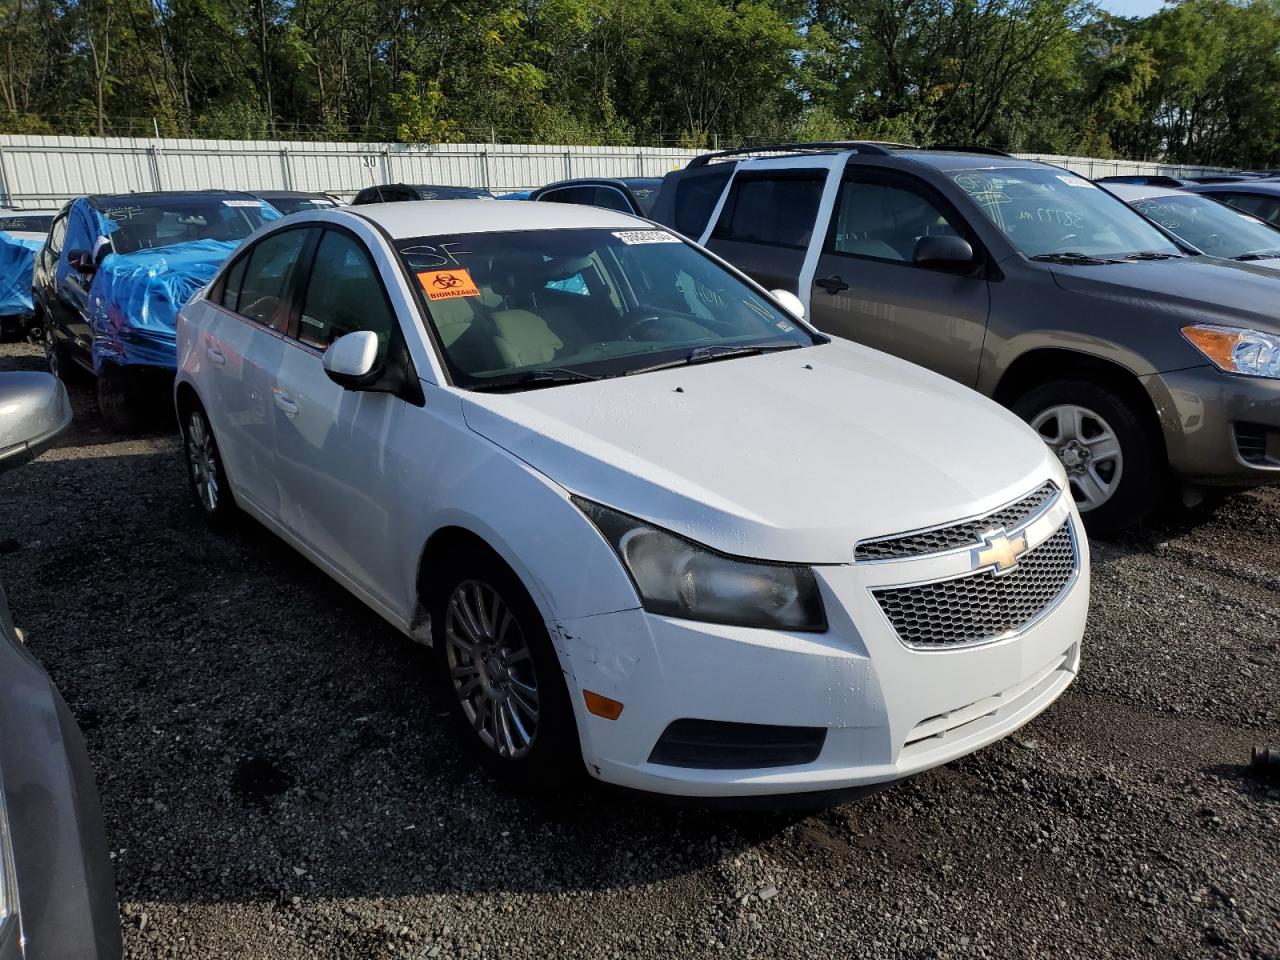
0,135,1227,207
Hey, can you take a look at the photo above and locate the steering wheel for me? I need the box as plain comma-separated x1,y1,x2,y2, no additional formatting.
1052,232,1079,248
620,309,670,341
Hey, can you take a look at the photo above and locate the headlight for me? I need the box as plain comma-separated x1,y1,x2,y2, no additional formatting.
574,498,827,632
1182,324,1280,378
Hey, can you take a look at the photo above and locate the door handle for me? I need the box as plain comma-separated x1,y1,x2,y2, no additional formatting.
206,344,226,365
816,274,850,295
272,388,299,418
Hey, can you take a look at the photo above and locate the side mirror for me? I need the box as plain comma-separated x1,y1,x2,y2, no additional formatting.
913,235,975,268
770,288,805,321
0,372,72,473
322,330,381,389
66,248,96,274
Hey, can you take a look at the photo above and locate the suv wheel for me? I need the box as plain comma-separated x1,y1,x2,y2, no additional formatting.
429,544,580,787
182,404,237,526
1014,379,1160,535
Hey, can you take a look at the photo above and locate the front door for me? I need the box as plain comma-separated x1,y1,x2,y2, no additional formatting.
808,169,991,387
270,226,413,611
703,170,828,294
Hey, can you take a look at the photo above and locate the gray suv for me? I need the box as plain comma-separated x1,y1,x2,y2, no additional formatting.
651,142,1280,532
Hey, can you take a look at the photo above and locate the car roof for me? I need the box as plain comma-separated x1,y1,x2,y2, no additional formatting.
1188,180,1280,195
538,177,661,190
890,150,1042,172
253,190,332,200
0,207,59,216
1097,182,1188,202
346,198,649,239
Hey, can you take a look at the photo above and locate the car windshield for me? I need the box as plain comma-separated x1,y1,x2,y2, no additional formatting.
265,195,337,215
395,228,819,389
953,166,1182,260
1130,193,1280,260
101,197,271,254
0,214,53,233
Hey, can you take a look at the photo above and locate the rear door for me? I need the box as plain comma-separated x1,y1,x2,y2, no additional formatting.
807,168,991,387
201,225,316,518
269,225,416,610
702,170,827,293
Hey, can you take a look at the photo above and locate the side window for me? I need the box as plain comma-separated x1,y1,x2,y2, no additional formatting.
1218,192,1280,225
47,214,68,255
219,254,249,312
589,186,634,213
297,230,396,354
540,187,595,206
711,173,826,250
827,176,968,264
237,228,310,329
671,166,733,237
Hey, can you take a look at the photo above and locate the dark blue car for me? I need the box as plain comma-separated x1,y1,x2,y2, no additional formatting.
33,191,278,431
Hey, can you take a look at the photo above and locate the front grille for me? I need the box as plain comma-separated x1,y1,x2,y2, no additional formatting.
855,482,1058,561
872,523,1077,649
647,719,826,769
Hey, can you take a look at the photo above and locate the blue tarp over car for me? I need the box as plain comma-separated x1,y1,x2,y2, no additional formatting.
59,196,279,371
0,232,44,317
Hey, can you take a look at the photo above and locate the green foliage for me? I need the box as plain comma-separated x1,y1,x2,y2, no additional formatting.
3,0,1280,164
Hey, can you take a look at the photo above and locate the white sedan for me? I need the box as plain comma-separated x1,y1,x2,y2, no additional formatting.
174,200,1088,802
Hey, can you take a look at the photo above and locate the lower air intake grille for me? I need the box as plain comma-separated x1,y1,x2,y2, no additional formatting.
873,523,1077,649
1235,423,1270,465
647,719,826,769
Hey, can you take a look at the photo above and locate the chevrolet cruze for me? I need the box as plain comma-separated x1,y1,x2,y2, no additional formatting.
174,200,1089,802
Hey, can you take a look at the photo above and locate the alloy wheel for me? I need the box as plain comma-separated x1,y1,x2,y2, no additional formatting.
186,411,219,513
1031,403,1124,512
444,579,540,760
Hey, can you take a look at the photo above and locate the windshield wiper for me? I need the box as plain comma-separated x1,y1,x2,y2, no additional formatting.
1028,251,1120,265
1233,250,1280,261
625,342,801,376
1119,251,1183,261
469,368,600,393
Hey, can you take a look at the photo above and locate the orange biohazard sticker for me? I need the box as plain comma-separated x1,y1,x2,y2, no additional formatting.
418,268,480,300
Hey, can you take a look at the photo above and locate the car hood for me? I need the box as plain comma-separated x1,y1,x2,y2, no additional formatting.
460,340,1059,564
1047,257,1280,333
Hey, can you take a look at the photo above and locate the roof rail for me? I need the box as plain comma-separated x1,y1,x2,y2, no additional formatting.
686,141,914,168
927,144,1014,157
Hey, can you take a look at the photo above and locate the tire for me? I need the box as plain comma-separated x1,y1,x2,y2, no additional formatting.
96,362,144,433
43,322,77,382
428,543,582,789
1013,378,1162,536
181,402,239,527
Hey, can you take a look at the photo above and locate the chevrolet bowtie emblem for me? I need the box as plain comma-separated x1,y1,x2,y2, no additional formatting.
973,529,1028,575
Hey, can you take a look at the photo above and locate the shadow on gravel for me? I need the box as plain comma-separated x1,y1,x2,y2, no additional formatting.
0,449,796,909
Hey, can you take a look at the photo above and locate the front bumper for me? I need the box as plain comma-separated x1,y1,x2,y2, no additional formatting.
553,496,1088,799
1146,365,1280,485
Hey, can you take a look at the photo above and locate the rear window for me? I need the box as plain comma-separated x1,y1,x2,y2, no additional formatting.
711,173,826,250
0,214,53,233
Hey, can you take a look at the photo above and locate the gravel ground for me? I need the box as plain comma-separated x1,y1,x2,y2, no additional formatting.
1,339,1277,960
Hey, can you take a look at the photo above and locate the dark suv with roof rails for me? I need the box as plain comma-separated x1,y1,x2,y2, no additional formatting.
651,141,1280,533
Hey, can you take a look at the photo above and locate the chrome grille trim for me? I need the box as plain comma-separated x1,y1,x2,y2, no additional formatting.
855,481,1059,562
872,521,1078,650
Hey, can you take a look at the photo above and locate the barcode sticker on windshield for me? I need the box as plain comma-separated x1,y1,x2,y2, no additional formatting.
1056,175,1095,188
613,230,681,245
223,200,262,207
